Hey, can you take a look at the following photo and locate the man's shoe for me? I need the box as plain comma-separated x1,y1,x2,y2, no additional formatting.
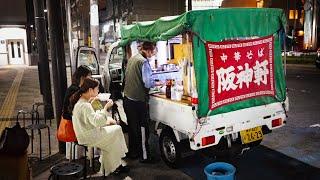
126,152,139,160
139,158,157,164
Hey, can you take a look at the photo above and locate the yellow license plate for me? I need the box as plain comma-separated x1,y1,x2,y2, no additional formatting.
240,126,263,144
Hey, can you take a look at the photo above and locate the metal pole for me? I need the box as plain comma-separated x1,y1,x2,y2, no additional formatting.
293,0,296,51
90,0,100,60
188,0,192,11
304,0,313,49
112,0,116,33
65,0,74,74
25,0,34,57
311,0,318,49
33,0,54,119
46,0,68,152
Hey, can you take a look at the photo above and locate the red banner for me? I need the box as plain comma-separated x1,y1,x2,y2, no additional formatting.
206,35,275,110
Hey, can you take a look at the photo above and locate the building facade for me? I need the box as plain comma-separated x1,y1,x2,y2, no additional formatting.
0,0,30,66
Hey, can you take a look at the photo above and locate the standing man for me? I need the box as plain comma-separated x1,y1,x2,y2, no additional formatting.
123,41,159,163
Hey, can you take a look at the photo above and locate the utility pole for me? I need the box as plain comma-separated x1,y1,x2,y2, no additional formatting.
311,0,318,49
46,0,68,152
90,0,100,61
25,0,34,60
65,0,74,74
33,0,54,119
304,0,314,50
293,0,297,51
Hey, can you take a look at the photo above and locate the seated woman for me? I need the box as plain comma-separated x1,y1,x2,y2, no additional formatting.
70,78,129,175
62,65,91,123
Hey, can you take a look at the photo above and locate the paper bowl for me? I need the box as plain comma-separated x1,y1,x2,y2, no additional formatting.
97,93,111,101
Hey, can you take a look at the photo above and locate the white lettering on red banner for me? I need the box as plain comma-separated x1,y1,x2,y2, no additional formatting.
205,36,275,110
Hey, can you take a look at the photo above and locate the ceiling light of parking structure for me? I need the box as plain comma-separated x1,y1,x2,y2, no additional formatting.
44,9,47,13
159,16,179,21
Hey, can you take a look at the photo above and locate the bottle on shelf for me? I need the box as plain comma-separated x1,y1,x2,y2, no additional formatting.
171,79,176,100
165,79,172,99
191,88,198,110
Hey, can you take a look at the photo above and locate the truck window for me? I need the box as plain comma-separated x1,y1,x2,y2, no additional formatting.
78,49,99,75
109,47,123,82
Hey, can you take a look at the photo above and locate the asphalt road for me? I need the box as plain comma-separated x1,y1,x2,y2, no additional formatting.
154,64,320,180
262,64,320,168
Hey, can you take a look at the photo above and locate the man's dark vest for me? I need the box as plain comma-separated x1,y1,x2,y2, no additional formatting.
124,53,148,102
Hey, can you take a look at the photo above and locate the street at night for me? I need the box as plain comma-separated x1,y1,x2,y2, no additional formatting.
1,0,320,179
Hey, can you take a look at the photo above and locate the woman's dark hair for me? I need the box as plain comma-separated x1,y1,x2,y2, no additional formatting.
69,78,99,112
72,65,92,86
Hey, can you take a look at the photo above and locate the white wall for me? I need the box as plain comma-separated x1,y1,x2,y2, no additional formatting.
186,0,223,11
0,27,29,66
0,37,7,66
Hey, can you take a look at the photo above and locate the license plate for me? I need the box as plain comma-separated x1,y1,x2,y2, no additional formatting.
240,126,263,144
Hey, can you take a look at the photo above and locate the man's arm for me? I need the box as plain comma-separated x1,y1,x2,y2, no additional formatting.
142,61,155,88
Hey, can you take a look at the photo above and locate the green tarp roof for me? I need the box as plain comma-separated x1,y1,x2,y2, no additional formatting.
120,8,286,46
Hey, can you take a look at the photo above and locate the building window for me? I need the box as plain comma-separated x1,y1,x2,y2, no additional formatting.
17,42,21,58
11,42,15,58
289,10,298,20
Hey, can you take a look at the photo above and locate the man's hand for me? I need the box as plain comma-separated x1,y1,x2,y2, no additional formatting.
155,80,163,87
104,99,114,110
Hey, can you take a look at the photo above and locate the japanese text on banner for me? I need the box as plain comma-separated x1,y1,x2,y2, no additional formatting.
205,35,275,110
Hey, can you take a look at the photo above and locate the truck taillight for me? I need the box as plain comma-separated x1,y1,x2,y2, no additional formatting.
272,118,282,127
202,135,215,146
191,97,198,104
191,89,198,105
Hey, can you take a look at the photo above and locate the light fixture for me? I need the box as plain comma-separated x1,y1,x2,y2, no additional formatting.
297,30,304,36
257,0,264,8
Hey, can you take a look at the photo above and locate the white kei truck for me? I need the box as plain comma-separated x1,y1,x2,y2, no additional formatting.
76,8,289,168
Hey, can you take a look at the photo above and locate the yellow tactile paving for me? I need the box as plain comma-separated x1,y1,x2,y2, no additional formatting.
0,68,24,133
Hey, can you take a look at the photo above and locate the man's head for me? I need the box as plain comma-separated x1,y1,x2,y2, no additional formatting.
141,41,156,58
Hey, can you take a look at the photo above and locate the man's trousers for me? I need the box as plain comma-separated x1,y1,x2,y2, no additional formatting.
123,97,150,160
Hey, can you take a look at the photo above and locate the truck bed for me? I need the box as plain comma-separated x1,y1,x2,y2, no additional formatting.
149,93,195,135
149,93,287,150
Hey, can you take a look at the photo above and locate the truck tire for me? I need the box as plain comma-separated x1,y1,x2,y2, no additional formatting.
159,128,181,168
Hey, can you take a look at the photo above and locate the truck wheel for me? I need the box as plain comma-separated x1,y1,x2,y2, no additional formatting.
159,128,181,168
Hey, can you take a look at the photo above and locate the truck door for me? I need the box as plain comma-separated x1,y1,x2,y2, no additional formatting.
75,46,105,91
107,46,124,100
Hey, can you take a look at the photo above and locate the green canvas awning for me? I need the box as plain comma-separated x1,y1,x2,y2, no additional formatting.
120,8,287,117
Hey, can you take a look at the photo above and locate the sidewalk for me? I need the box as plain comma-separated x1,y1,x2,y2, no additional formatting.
0,65,193,180
0,65,60,178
